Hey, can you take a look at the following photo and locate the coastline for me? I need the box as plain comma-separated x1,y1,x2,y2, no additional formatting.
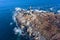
13,7,60,40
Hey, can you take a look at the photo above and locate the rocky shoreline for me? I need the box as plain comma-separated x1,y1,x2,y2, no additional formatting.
14,8,60,40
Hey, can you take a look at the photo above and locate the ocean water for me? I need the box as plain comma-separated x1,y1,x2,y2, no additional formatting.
0,0,60,40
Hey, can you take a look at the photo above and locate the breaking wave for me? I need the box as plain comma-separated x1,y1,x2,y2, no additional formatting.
12,7,23,35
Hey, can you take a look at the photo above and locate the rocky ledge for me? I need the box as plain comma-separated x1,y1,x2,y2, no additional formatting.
14,8,60,40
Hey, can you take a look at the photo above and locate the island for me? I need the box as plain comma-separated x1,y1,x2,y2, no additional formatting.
14,8,60,40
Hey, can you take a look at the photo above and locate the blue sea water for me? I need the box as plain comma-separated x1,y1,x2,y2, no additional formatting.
0,0,60,40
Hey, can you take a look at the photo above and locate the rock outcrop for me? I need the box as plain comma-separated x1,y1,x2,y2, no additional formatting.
15,9,60,40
